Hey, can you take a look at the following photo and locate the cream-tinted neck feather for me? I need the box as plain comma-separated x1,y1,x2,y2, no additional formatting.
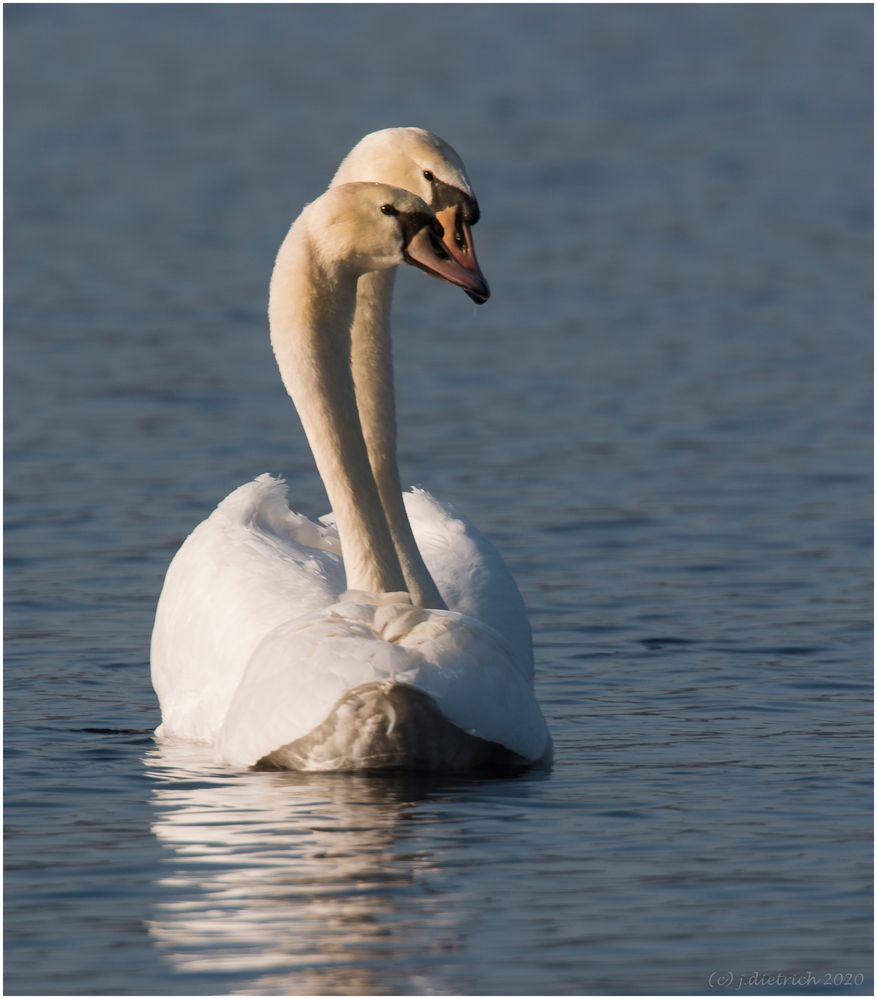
268,186,411,594
328,128,481,609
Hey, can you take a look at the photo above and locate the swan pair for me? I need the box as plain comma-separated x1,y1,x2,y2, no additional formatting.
151,127,552,771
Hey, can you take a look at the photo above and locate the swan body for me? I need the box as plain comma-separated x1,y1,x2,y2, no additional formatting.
220,593,546,771
152,147,552,771
152,473,540,754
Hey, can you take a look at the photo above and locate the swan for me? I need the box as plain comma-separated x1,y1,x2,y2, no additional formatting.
151,153,552,771
330,127,489,611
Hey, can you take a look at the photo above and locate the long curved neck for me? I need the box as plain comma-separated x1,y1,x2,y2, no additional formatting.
350,270,447,610
268,222,406,595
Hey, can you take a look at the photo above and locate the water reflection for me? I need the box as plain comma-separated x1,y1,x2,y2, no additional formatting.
145,740,475,995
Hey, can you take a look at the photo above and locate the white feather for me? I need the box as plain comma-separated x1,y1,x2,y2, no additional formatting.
152,474,551,765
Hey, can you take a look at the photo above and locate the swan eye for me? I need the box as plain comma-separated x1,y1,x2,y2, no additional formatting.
423,170,434,183
380,204,398,216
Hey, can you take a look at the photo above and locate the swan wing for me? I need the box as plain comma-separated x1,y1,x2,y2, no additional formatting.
404,489,535,679
150,474,344,741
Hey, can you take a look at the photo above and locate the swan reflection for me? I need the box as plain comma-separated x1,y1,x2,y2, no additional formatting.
145,739,471,994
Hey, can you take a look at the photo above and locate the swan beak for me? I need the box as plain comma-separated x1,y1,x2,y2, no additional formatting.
433,204,490,305
404,223,491,304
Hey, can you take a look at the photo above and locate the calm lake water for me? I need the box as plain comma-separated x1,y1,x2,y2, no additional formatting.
4,5,872,995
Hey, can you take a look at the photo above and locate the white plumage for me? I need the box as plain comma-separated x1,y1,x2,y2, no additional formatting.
153,475,551,767
151,134,552,771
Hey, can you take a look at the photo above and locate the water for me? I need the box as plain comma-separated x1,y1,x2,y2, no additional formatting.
4,5,872,994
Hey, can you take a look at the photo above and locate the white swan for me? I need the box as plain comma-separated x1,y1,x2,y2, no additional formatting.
330,127,489,611
152,149,552,771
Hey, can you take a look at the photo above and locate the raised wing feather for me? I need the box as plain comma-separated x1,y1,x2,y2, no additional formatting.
151,475,343,741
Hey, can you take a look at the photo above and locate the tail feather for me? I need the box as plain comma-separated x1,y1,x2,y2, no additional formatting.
257,682,527,772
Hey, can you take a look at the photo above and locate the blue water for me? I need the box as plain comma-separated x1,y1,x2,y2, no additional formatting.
4,4,872,995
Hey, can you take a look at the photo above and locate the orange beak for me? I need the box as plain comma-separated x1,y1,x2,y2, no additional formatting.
404,223,490,303
433,204,490,304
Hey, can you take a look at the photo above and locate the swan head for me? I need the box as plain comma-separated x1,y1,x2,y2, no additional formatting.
331,127,489,303
304,183,490,303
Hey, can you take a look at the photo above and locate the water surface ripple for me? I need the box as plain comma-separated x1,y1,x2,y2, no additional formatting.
5,5,872,995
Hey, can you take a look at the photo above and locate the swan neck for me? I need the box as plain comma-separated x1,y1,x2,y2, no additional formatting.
351,269,447,609
268,222,406,594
